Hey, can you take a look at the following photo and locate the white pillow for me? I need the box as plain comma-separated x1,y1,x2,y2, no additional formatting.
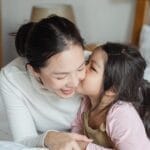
84,50,91,60
144,66,150,82
139,25,150,66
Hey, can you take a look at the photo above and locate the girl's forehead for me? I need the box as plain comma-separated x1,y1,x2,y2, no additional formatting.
89,48,108,67
92,48,107,59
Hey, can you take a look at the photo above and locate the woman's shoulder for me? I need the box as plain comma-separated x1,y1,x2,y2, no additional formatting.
0,57,29,86
1,57,27,76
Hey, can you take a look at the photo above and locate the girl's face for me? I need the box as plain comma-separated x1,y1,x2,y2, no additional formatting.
77,48,107,99
33,44,86,98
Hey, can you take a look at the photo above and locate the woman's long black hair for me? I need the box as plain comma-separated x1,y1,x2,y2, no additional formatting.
99,42,150,138
15,15,84,71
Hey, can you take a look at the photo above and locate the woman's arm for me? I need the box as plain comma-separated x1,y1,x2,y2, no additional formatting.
0,70,45,147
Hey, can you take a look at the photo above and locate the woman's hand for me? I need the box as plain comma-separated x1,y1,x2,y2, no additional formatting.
44,131,92,150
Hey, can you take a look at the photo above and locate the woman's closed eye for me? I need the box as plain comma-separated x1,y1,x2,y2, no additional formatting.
85,60,89,65
85,54,92,65
55,75,67,80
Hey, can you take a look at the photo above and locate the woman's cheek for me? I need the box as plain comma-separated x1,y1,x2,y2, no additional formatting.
44,79,67,90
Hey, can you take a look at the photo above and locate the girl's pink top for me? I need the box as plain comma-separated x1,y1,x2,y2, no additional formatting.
71,97,150,150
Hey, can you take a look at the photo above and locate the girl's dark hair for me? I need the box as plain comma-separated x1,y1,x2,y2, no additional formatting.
15,15,84,71
100,42,150,138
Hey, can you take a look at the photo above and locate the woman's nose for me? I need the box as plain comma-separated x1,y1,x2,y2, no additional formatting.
85,65,90,73
67,73,79,87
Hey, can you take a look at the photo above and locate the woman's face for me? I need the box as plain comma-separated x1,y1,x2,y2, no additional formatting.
77,48,107,99
36,44,86,98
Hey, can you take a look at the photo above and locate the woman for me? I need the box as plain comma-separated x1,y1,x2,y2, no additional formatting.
0,15,91,150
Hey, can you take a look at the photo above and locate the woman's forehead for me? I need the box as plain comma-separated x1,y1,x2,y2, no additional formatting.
41,45,84,73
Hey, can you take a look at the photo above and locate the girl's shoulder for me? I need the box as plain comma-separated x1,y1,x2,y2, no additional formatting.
109,101,134,113
106,101,145,134
107,101,139,120
105,102,150,149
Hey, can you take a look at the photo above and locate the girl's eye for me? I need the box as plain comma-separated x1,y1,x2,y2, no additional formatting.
90,66,97,72
85,60,89,65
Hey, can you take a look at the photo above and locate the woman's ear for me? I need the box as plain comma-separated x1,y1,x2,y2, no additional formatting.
26,64,40,78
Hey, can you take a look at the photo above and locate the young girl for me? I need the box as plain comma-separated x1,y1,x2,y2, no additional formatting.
72,42,150,150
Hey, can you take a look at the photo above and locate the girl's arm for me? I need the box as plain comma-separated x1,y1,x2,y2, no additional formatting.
72,100,150,150
105,102,150,150
86,143,113,150
71,98,114,150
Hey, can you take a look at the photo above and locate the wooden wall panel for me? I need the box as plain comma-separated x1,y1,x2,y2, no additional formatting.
132,0,150,45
